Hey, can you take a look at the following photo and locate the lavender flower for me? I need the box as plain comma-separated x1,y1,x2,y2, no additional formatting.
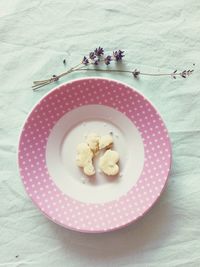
93,59,99,65
171,69,194,79
52,74,59,81
89,51,99,65
171,70,177,79
181,70,187,78
104,55,112,65
82,56,89,65
132,69,140,78
180,69,193,78
89,52,96,60
94,47,104,57
113,50,125,61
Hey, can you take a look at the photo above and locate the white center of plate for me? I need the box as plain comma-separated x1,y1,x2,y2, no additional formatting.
46,105,144,204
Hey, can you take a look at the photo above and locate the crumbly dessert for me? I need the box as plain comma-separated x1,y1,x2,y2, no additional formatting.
76,143,95,176
76,133,119,176
99,149,119,176
86,133,100,153
99,134,113,149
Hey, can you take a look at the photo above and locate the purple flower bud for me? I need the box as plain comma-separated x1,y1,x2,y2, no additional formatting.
89,52,96,60
52,74,59,81
93,59,99,65
94,47,104,57
113,50,125,61
82,56,89,65
104,55,112,65
132,69,140,78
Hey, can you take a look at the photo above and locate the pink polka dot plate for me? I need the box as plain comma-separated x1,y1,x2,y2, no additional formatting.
18,77,172,233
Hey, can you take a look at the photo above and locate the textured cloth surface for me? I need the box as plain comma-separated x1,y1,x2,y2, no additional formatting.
0,0,200,266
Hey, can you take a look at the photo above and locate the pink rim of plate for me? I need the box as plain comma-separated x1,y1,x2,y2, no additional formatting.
18,77,172,233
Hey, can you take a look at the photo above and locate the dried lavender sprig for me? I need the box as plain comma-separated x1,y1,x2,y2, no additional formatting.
32,47,194,90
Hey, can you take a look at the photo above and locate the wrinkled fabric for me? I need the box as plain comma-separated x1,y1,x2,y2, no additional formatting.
0,0,200,266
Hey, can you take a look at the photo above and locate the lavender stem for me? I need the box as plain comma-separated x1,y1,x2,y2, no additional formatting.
73,68,181,76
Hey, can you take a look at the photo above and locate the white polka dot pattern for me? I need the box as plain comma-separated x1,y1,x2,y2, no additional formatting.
18,78,171,233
